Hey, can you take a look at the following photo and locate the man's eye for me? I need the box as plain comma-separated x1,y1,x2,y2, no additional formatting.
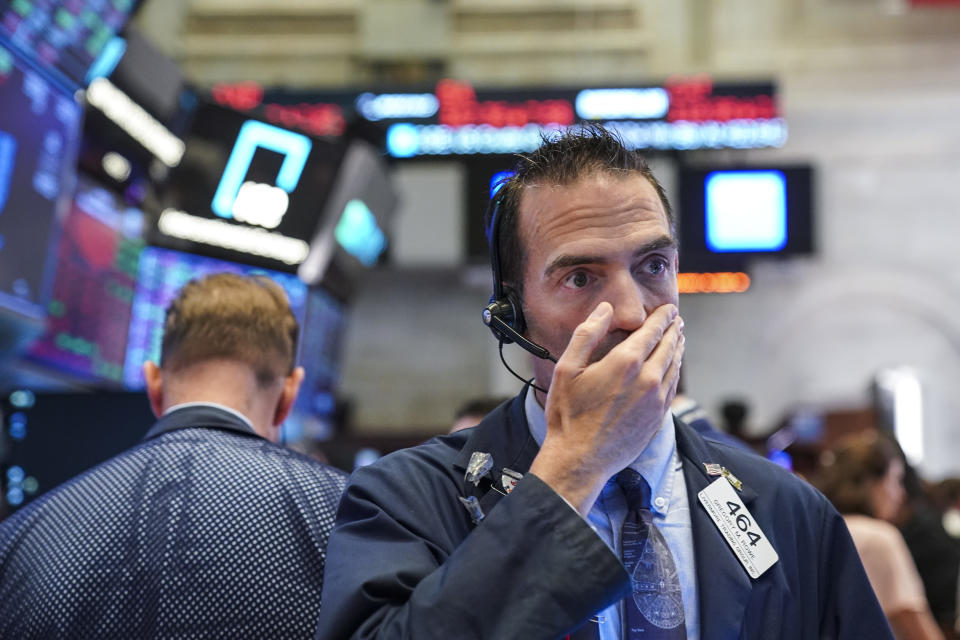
563,272,590,288
646,259,667,275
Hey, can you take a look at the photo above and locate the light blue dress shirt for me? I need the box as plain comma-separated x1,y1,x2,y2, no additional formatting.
524,390,700,640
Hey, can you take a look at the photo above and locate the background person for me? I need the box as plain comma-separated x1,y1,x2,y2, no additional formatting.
450,396,510,433
817,431,944,640
0,273,348,639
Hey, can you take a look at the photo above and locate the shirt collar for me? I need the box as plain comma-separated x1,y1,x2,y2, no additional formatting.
524,389,679,517
163,401,256,432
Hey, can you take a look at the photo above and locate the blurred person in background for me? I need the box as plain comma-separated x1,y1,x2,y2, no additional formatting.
817,431,944,640
898,471,960,638
450,396,510,433
0,273,348,639
931,478,960,541
719,398,750,443
670,373,752,452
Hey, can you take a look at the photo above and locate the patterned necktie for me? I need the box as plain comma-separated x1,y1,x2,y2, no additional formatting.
616,468,687,639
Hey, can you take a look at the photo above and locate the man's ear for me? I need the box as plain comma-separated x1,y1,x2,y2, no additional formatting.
143,361,164,418
273,366,305,427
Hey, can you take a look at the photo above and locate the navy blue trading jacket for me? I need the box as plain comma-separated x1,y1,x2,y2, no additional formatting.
0,405,347,639
316,388,893,640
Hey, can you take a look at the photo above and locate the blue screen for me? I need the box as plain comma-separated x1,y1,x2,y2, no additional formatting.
285,286,345,441
0,39,81,317
122,246,308,389
0,0,141,88
705,170,787,252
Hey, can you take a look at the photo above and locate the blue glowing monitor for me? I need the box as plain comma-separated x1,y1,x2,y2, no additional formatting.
0,39,82,317
705,170,787,253
0,0,143,89
677,164,813,272
334,199,386,267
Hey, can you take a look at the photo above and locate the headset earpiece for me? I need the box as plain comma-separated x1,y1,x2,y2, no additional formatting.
483,287,524,344
482,185,555,363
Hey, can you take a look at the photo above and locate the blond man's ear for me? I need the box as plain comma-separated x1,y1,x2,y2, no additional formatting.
142,361,164,419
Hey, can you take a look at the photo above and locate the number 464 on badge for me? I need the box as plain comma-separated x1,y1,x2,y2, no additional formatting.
698,477,779,579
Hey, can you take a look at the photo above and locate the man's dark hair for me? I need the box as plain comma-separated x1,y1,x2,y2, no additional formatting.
160,273,300,387
485,124,674,297
816,431,903,518
454,396,510,422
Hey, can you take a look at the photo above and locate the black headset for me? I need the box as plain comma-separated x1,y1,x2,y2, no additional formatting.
482,195,556,363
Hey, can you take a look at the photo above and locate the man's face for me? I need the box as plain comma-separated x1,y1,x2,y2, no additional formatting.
517,171,680,392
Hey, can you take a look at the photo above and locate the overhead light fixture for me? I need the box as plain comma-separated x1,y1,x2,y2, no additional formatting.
101,151,131,182
875,367,924,466
85,77,185,167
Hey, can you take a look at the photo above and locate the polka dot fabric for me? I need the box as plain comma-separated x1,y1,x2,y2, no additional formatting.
0,415,347,639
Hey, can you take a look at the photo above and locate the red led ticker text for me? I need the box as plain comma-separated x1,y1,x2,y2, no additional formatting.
211,82,264,111
262,103,345,138
435,79,574,128
666,75,777,123
211,82,346,138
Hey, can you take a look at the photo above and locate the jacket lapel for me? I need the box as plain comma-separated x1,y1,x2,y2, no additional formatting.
452,390,613,640
451,388,541,515
675,417,754,640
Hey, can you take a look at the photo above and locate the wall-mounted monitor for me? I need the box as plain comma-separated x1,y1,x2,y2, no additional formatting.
285,286,347,441
678,165,814,271
0,39,82,319
0,0,142,89
153,101,346,274
122,246,309,389
77,26,195,201
25,176,144,384
2,389,154,511
297,139,397,299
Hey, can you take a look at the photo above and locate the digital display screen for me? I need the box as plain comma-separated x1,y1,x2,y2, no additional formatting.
705,170,787,252
298,288,344,408
0,39,81,315
26,177,144,383
297,140,396,301
0,0,140,88
155,102,345,272
678,165,814,272
209,77,786,156
285,286,346,441
2,389,154,511
122,246,309,389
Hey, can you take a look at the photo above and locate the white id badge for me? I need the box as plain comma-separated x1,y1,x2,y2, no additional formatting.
697,477,779,579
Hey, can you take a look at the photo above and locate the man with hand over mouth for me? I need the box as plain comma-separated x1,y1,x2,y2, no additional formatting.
317,126,891,640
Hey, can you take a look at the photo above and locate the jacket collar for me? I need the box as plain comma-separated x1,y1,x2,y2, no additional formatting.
143,404,261,441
